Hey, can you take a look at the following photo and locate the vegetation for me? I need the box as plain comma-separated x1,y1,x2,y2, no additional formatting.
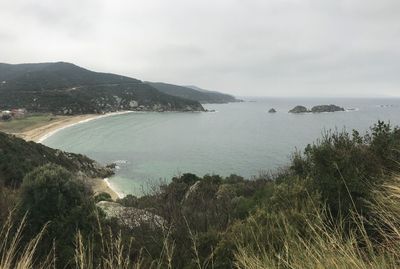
1,121,400,268
146,82,239,104
311,104,345,113
0,62,205,114
0,132,112,187
0,114,60,133
289,104,345,113
19,164,101,267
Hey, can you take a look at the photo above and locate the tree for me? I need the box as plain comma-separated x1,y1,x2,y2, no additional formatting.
20,164,99,268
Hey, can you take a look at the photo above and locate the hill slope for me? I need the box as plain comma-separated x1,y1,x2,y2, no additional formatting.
0,62,204,114
0,131,112,187
145,82,239,104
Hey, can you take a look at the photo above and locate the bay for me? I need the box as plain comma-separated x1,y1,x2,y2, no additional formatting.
43,98,400,196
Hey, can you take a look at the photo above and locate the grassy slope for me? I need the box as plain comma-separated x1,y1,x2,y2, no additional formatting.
0,114,60,133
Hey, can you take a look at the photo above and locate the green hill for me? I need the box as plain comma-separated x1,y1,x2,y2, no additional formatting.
0,132,112,187
145,82,240,104
0,62,204,114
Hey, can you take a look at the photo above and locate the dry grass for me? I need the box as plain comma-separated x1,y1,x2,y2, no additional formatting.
73,215,176,269
2,181,400,268
234,180,400,269
0,212,52,269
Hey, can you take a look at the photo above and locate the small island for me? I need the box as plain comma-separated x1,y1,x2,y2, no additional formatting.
311,104,345,113
289,104,345,113
289,105,309,113
268,108,277,113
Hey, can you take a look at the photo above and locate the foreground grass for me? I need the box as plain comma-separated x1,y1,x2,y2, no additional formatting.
0,114,60,133
1,121,400,268
0,213,52,269
234,180,400,269
2,180,400,268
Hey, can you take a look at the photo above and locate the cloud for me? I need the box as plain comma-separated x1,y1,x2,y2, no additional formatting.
0,0,399,97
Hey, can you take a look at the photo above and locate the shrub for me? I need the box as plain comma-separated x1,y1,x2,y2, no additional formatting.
19,164,100,268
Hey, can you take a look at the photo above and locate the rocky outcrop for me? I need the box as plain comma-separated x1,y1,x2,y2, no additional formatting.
289,105,345,114
97,201,165,229
289,105,309,113
311,105,345,113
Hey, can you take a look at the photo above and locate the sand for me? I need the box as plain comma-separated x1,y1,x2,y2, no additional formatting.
85,177,121,201
19,114,100,142
13,111,133,143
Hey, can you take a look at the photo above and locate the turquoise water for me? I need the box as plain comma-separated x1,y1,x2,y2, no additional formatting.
43,98,400,196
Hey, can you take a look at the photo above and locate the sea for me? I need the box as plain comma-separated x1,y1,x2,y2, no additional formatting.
42,98,400,197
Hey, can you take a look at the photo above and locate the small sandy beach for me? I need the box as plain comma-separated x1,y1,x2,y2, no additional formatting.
6,111,133,200
85,177,121,201
18,114,106,142
11,111,132,143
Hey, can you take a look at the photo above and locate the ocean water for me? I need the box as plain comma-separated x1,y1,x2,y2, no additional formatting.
43,98,400,196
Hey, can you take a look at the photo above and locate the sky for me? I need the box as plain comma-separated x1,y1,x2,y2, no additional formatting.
1,0,400,97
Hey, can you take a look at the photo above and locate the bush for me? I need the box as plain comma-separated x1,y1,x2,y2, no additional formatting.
94,192,113,202
19,164,100,268
290,123,400,218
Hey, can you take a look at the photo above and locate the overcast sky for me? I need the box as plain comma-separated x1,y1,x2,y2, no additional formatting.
1,0,399,97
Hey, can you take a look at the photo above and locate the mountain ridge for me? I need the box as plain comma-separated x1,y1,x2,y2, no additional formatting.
0,62,205,114
145,82,240,104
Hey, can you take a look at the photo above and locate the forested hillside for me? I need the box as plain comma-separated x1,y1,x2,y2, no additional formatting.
0,62,205,114
146,82,240,103
0,132,112,187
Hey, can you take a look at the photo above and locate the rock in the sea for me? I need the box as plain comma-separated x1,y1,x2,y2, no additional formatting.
311,105,345,113
268,108,277,113
289,105,309,113
289,104,345,114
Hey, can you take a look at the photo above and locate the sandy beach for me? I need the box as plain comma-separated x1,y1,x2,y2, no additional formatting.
85,177,122,201
17,114,100,142
15,111,132,143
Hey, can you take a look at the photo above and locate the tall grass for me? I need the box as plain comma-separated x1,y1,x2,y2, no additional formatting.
0,212,52,269
74,230,142,269
73,216,176,269
234,180,400,269
2,181,400,268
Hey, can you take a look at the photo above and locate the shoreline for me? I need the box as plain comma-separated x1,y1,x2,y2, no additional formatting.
16,111,134,200
11,111,133,143
36,111,134,143
86,177,122,201
104,178,125,199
